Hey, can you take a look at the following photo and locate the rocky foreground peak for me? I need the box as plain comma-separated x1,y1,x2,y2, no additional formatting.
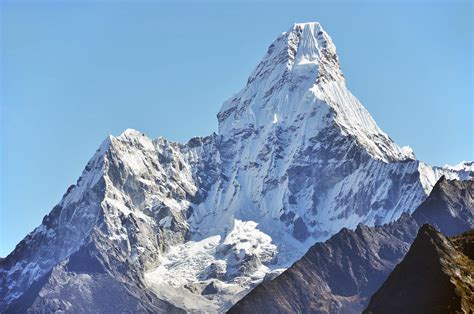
364,226,474,313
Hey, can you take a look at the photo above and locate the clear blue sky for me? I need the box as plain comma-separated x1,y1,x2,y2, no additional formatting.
1,0,472,256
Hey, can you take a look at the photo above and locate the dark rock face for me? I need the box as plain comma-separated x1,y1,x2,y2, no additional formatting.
202,281,219,296
413,177,474,236
229,216,419,314
229,178,474,314
364,225,474,314
292,217,310,241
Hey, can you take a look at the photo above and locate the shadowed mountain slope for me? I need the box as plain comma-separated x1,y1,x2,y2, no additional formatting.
364,225,474,314
229,178,474,313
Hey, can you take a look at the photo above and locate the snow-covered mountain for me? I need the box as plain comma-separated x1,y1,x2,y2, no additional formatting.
0,22,469,312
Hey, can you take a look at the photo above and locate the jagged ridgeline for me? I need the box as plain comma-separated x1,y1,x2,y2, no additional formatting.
229,178,474,313
1,22,471,313
364,225,474,314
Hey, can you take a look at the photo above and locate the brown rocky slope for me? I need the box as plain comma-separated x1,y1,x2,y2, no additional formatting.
364,225,474,314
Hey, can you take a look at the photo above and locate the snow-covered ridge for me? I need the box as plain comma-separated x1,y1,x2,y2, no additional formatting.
1,22,471,313
445,161,474,172
218,22,410,163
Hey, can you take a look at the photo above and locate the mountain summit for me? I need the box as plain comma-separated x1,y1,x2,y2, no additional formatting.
218,22,410,162
0,22,467,312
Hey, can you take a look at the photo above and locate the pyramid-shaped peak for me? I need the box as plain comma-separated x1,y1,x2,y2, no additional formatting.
241,22,341,86
218,22,410,163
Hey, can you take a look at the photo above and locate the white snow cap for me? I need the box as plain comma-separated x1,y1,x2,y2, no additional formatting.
217,21,343,131
292,22,337,59
217,21,412,162
401,146,416,159
118,128,144,138
444,161,474,172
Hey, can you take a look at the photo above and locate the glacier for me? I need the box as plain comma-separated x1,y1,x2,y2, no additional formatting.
1,22,471,313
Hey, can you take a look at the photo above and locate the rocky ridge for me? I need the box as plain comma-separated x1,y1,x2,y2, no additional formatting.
229,177,474,313
364,225,474,314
